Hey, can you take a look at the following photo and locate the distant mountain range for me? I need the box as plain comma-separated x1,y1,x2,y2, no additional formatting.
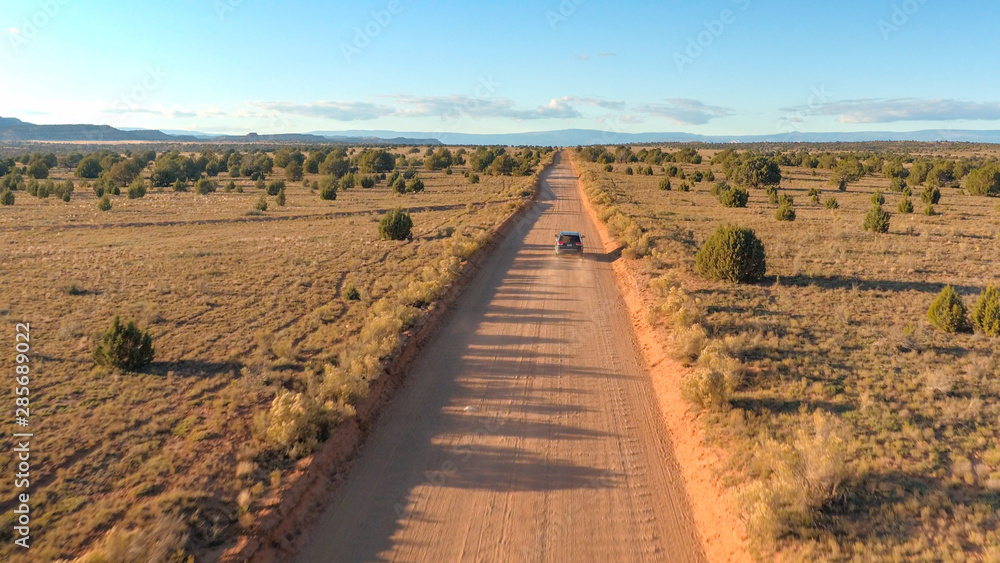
5,116,1000,146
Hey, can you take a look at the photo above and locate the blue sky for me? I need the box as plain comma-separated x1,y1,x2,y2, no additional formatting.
2,0,999,135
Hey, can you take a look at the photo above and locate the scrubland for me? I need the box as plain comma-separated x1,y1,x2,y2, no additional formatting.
573,143,1000,562
0,144,551,561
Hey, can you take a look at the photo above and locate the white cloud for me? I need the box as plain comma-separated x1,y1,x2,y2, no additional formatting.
7,27,20,34
782,98,1000,123
254,95,624,122
633,99,734,125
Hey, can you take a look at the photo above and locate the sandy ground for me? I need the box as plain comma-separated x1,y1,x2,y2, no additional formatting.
293,153,705,562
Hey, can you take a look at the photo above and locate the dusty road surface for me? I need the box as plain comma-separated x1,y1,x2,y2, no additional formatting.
294,152,705,562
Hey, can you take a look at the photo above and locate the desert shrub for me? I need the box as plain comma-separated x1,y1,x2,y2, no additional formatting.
194,178,216,195
898,196,914,213
93,316,155,371
739,413,847,543
468,173,480,184
0,189,13,206
808,187,821,204
921,185,941,205
671,324,708,364
379,208,413,241
255,196,268,212
971,285,1000,336
927,285,970,333
824,197,839,209
836,178,848,191
97,195,112,211
266,180,285,196
964,165,1000,196
890,176,907,192
698,340,745,393
343,283,361,301
320,364,368,406
625,166,633,175
659,178,672,191
681,368,727,410
718,185,749,208
127,179,147,199
360,176,376,189
275,189,286,206
775,195,795,221
696,225,766,283
75,514,189,563
679,182,690,192
924,203,936,216
407,177,425,193
863,203,890,233
604,164,613,172
261,391,336,460
766,185,779,205
871,190,885,205
318,176,337,200
225,180,236,192
173,179,187,192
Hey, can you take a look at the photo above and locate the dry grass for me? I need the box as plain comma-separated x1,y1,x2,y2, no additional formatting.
0,145,550,561
575,146,1000,561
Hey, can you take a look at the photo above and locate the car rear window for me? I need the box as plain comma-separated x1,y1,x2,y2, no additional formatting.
559,234,581,244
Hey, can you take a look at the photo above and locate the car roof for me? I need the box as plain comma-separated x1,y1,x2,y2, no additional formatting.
558,231,582,236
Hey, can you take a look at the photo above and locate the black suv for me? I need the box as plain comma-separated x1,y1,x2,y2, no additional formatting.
554,231,584,256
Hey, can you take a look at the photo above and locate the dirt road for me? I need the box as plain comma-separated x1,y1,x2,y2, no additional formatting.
294,152,705,562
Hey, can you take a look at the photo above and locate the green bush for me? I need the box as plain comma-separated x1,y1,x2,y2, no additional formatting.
318,177,337,200
718,185,748,208
194,178,216,195
921,185,941,205
266,180,285,196
127,179,147,199
255,196,268,212
775,195,795,221
0,189,13,206
407,177,425,193
468,173,480,184
824,197,839,209
928,286,970,333
972,285,1000,336
379,208,413,241
898,196,914,214
625,166,634,175
924,203,936,216
890,177,907,193
173,179,187,193
863,203,890,233
808,187,821,204
97,195,112,212
360,176,376,189
871,190,885,205
604,164,613,172
93,316,155,371
659,178,672,191
276,188,286,207
343,283,361,301
696,224,766,284
766,185,779,205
